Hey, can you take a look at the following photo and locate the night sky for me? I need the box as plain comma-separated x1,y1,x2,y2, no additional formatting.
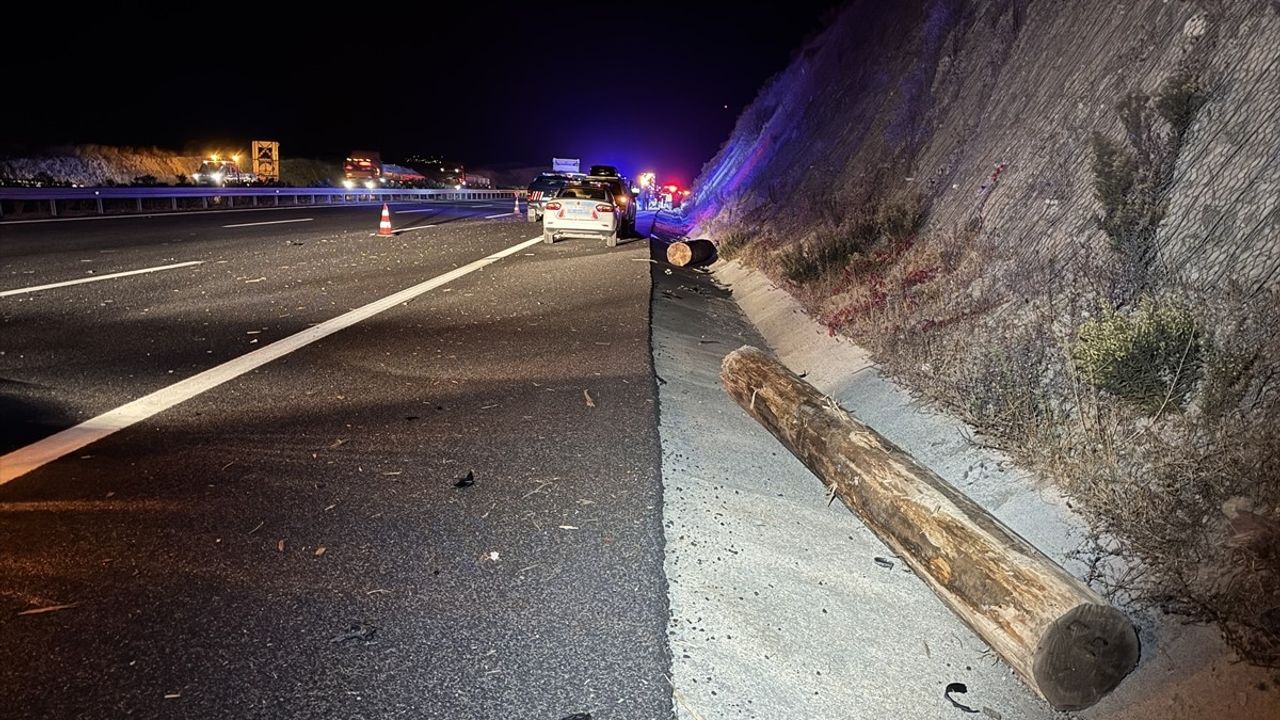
3,2,844,184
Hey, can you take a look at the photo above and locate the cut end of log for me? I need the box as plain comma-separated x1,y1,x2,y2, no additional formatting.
1032,603,1140,710
666,238,717,267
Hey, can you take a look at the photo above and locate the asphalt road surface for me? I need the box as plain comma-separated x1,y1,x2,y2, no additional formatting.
0,201,672,719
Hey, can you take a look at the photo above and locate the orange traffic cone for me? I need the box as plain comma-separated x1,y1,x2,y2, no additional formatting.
513,193,520,215
378,203,393,236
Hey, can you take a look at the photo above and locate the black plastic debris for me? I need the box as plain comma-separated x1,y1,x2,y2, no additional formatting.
558,714,592,720
330,623,377,644
944,683,979,713
873,557,895,570
454,470,475,488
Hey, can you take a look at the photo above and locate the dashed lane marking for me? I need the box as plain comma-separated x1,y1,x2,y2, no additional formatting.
0,261,204,298
222,217,314,228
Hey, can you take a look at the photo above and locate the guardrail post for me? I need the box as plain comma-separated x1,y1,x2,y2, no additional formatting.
96,197,104,214
202,197,208,209
252,196,258,207
49,199,58,217
171,197,178,211
135,198,142,212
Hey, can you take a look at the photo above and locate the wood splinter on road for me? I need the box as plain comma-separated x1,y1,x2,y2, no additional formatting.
720,345,1140,711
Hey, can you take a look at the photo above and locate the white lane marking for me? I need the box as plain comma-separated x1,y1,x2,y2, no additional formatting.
222,217,313,228
368,224,437,237
484,213,516,219
0,261,204,298
0,236,543,484
394,209,436,214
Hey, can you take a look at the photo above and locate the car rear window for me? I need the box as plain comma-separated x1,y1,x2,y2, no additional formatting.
556,186,609,200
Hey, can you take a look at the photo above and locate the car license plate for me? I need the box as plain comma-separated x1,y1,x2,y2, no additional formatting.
568,207,590,217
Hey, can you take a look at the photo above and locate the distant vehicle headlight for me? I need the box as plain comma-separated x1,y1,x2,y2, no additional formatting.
211,172,224,182
364,181,376,190
342,179,355,189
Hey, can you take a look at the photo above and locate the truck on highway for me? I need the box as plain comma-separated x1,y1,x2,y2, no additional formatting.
192,154,255,187
342,151,384,189
342,151,428,189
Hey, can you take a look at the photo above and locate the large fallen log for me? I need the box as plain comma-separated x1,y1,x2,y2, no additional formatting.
721,345,1139,711
666,238,716,267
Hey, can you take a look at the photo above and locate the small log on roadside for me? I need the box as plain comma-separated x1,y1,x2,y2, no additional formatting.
720,345,1139,711
666,238,717,267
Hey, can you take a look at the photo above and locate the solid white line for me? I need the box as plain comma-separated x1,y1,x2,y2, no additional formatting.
0,236,543,484
394,209,436,214
222,217,313,228
0,261,204,298
484,212,516,219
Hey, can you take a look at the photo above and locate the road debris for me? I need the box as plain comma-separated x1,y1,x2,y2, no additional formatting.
944,683,980,713
314,546,327,557
482,550,500,562
583,389,596,408
247,521,264,535
276,539,286,552
327,438,347,449
559,525,579,531
17,602,79,616
454,470,475,488
559,714,592,720
873,556,895,570
330,623,377,643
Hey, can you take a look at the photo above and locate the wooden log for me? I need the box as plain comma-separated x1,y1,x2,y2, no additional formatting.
666,238,717,267
720,345,1139,711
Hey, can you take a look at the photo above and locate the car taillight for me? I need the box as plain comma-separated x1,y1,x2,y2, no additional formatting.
545,201,561,210
595,203,614,212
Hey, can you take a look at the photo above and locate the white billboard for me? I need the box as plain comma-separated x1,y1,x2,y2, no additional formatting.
552,157,580,173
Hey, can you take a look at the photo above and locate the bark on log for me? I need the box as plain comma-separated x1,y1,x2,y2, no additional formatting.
666,238,717,267
721,345,1139,711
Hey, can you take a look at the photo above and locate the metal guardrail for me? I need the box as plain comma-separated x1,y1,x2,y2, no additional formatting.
0,187,523,219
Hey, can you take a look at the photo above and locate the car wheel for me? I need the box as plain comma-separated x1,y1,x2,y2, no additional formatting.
543,229,555,245
605,231,618,248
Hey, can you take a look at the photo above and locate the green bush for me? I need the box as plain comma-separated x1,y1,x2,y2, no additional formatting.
1155,71,1209,137
1072,297,1207,410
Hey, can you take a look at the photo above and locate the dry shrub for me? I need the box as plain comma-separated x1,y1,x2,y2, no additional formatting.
777,196,924,284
